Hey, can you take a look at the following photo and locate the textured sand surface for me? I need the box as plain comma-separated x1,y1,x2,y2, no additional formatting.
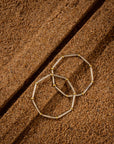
0,0,95,109
0,0,113,144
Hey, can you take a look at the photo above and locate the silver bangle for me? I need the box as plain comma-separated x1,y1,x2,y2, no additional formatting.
31,54,94,119
31,74,76,119
51,54,94,97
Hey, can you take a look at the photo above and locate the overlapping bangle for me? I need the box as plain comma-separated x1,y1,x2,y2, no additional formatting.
31,54,94,119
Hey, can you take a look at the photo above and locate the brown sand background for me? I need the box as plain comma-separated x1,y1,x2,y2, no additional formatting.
0,0,113,144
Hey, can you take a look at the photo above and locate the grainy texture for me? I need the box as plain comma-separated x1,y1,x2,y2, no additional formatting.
0,0,96,109
0,0,62,67
20,41,114,144
0,0,113,143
